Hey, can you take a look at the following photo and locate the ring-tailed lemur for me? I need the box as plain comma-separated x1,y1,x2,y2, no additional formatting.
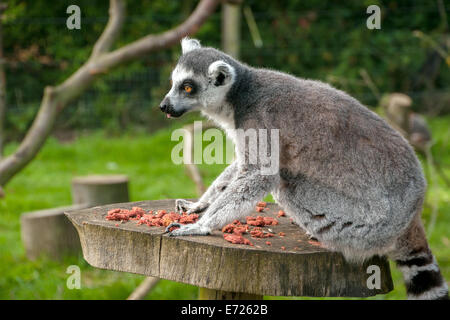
159,38,448,300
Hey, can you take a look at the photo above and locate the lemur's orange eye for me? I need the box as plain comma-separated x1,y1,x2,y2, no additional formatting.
184,85,192,93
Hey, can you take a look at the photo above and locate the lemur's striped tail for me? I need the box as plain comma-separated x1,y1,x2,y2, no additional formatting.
395,250,448,300
391,215,448,300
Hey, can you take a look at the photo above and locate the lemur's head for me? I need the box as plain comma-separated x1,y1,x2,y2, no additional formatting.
159,38,237,118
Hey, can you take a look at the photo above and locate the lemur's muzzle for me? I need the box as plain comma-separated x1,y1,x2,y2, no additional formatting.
159,97,186,118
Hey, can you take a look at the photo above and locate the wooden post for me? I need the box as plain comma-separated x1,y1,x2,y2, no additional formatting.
222,1,241,59
21,174,130,260
21,204,88,260
199,288,263,300
71,174,129,206
182,122,217,196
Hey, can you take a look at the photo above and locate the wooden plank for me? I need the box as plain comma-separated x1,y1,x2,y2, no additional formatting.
65,199,393,297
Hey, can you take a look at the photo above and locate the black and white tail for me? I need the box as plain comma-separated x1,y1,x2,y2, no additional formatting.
391,215,448,300
395,250,448,300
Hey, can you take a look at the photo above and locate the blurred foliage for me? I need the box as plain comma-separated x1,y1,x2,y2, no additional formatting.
1,0,449,138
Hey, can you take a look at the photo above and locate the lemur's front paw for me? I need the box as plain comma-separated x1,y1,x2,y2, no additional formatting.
165,222,211,237
175,199,193,213
175,199,208,215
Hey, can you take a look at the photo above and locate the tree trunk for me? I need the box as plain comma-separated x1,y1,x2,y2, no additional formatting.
71,175,129,206
221,1,241,59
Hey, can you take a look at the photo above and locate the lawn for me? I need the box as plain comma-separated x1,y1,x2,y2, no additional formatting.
0,116,449,300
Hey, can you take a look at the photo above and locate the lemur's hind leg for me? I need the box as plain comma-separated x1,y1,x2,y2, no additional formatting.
175,161,237,215
389,214,448,300
168,169,278,236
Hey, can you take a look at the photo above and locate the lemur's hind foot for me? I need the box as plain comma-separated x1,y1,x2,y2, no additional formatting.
175,199,209,215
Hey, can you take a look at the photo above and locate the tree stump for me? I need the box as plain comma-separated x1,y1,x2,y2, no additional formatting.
21,204,88,260
65,199,394,299
71,175,129,206
21,174,129,261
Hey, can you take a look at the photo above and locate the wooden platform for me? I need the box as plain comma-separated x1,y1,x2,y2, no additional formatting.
65,199,393,298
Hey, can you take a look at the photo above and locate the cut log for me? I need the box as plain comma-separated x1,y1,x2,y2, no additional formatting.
21,204,88,260
66,199,394,298
21,174,130,261
71,174,129,206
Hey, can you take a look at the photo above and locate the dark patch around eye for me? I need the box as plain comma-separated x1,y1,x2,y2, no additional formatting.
179,79,198,95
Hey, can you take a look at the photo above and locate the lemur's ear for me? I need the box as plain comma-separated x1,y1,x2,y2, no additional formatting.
208,60,235,86
181,37,201,54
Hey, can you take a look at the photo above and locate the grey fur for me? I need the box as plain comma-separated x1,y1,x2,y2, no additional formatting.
160,39,447,299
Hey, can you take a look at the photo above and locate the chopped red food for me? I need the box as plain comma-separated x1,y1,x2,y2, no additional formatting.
106,208,132,221
246,216,265,226
277,210,286,217
137,213,164,227
106,207,198,228
256,201,267,208
161,212,181,227
256,206,264,212
250,227,274,238
233,225,249,235
246,215,278,227
222,223,249,235
263,217,278,226
107,206,292,250
281,246,286,250
155,210,167,218
222,224,235,233
179,213,199,224
223,233,253,246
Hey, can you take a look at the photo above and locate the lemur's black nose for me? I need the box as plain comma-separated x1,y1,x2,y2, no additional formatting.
160,97,171,113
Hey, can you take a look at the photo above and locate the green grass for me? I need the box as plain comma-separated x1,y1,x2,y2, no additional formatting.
0,116,449,300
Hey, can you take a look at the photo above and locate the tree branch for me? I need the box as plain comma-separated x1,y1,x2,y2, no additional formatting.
0,0,221,187
99,0,220,69
91,0,125,59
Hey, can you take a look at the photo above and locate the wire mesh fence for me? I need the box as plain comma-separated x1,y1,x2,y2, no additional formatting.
3,2,449,136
